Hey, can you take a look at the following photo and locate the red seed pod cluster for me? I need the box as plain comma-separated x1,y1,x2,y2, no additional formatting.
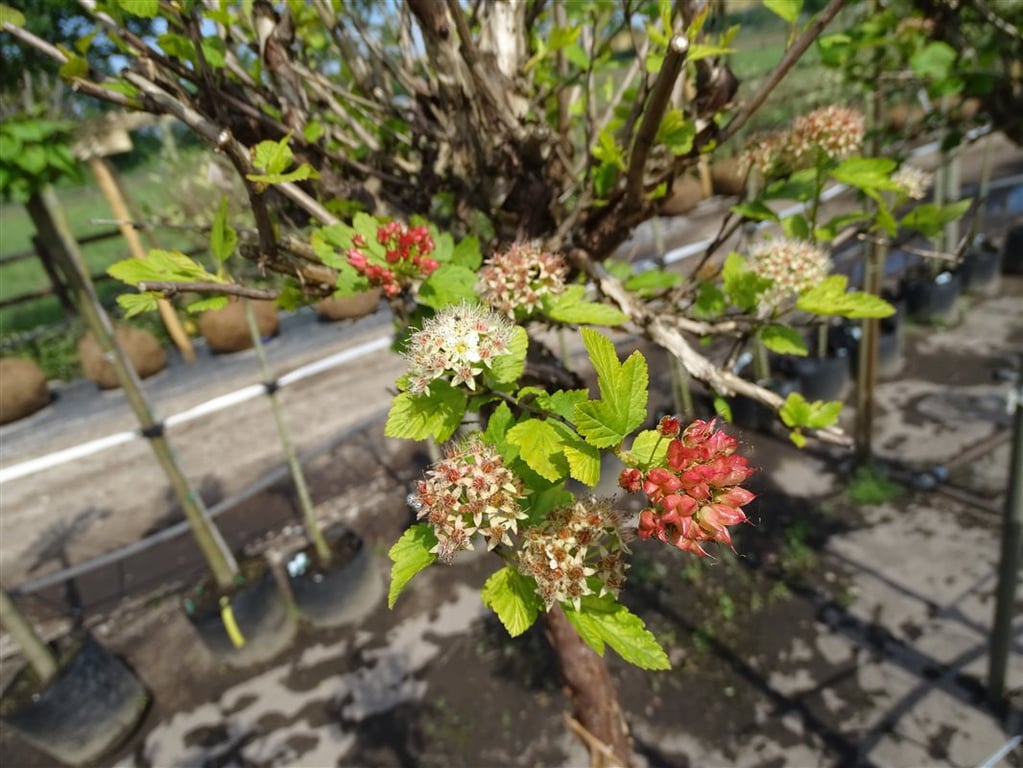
619,419,755,556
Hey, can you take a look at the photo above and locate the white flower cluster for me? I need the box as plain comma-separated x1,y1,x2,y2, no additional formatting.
518,497,629,611
891,165,932,200
748,238,832,310
403,302,514,396
477,243,569,318
790,105,865,163
411,435,527,563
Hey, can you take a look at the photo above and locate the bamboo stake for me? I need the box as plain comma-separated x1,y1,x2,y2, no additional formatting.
26,186,238,590
0,589,57,685
87,156,196,362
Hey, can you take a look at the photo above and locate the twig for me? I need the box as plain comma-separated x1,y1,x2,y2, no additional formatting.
625,33,690,210
717,0,846,148
563,714,624,768
569,249,853,447
137,281,279,300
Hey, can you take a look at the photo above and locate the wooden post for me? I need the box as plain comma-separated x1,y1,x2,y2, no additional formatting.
32,234,75,319
26,186,239,590
86,155,196,362
0,588,57,684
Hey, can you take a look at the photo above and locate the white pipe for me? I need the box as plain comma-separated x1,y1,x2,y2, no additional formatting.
0,431,136,483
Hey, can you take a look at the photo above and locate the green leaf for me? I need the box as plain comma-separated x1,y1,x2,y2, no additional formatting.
388,524,438,608
209,196,237,263
488,325,528,384
713,394,733,422
303,120,324,143
656,110,695,155
592,162,619,198
418,264,479,310
542,285,628,326
732,201,777,222
687,43,735,62
385,382,467,442
157,32,194,61
722,252,771,312
247,163,319,184
627,429,668,469
693,281,725,319
116,292,159,318
564,41,589,70
507,418,569,483
118,0,159,18
624,268,681,295
592,129,626,170
573,329,648,448
563,594,670,670
251,134,295,175
481,567,543,637
900,199,972,238
186,296,229,314
107,249,222,286
58,54,89,80
830,157,899,192
534,389,589,421
815,210,870,242
484,401,518,462
910,41,956,81
200,36,226,69
781,213,810,240
796,275,895,319
760,325,808,356
764,0,802,23
549,423,602,487
450,235,482,270
0,4,27,26
779,391,842,430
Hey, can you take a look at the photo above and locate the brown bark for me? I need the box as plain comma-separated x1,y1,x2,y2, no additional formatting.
545,604,632,767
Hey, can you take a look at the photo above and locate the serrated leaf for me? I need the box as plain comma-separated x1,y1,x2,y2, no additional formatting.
185,296,229,314
656,110,695,155
796,275,895,319
388,524,438,608
418,264,479,310
625,268,681,295
450,235,482,270
251,134,294,175
574,329,648,448
116,292,159,318
247,164,319,184
764,0,801,23
549,423,601,487
760,325,808,356
484,401,519,463
385,383,467,442
535,389,589,421
628,429,668,469
210,196,237,263
779,391,842,432
58,54,89,80
200,36,226,69
563,594,670,670
830,157,899,192
722,252,771,312
107,249,221,286
118,0,159,18
487,325,528,384
781,214,810,240
507,418,568,482
732,201,777,222
542,285,628,325
687,43,736,62
713,394,733,422
481,567,543,637
900,199,972,238
910,41,956,81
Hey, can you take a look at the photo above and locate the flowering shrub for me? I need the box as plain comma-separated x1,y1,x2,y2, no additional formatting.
790,105,866,163
347,222,439,297
748,238,832,311
891,165,932,200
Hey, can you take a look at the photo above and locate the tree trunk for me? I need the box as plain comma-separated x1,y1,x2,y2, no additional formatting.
546,604,633,767
0,588,57,685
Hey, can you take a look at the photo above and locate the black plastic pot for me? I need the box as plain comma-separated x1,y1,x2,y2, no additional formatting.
287,527,383,629
834,299,906,381
958,239,1002,296
791,351,852,403
1,634,148,766
729,378,798,433
183,564,297,668
904,270,961,326
1003,222,1023,275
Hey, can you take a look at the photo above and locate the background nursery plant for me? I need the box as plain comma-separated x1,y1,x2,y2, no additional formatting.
1,0,990,763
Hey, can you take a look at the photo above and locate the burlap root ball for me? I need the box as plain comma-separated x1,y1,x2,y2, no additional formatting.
78,325,167,390
315,288,382,321
198,299,279,354
0,357,51,424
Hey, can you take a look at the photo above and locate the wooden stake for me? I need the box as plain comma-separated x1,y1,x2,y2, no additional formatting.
0,588,57,685
87,156,196,363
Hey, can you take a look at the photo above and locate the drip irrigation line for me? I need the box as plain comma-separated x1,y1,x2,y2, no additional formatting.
9,408,388,597
977,733,1022,768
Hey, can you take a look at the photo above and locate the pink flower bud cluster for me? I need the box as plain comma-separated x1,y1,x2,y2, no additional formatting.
403,302,514,396
789,105,865,163
477,243,569,318
748,237,831,310
518,497,630,610
411,435,527,563
619,418,755,557
741,105,865,178
346,222,439,298
891,165,931,200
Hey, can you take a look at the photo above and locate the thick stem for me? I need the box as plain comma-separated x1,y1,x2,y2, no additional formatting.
545,604,632,766
27,187,239,590
242,300,332,567
0,589,57,685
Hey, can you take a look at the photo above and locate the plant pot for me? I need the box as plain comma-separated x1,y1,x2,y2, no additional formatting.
183,562,296,668
728,378,798,433
287,526,383,629
1,634,149,766
791,351,852,403
835,298,906,381
903,270,961,326
1002,223,1023,275
314,288,382,321
198,298,279,354
958,239,1002,296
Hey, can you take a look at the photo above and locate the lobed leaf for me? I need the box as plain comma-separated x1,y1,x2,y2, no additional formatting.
563,594,670,670
388,524,438,608
481,567,543,637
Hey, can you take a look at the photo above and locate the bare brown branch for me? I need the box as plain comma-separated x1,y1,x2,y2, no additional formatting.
137,281,279,300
